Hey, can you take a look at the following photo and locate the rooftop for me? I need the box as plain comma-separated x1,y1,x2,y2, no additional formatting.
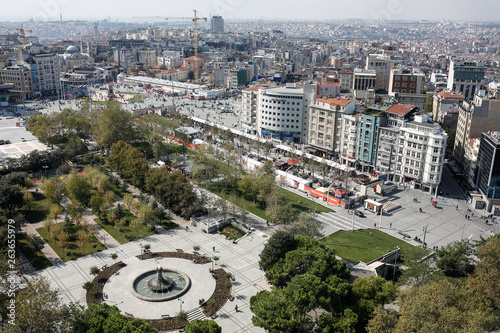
317,97,354,107
386,104,416,116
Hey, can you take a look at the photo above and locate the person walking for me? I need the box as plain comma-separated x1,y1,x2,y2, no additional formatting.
213,246,215,252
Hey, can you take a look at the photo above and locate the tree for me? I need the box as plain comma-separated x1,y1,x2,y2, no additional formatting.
371,280,500,333
0,182,24,213
49,205,63,224
259,230,296,272
76,232,90,255
66,171,92,206
114,218,126,231
26,112,59,146
92,102,139,149
467,235,500,309
350,276,397,330
365,306,398,333
266,194,298,225
22,189,34,212
39,177,66,205
108,141,149,187
398,248,434,287
289,211,324,239
82,281,93,292
69,303,157,333
185,319,221,333
111,253,118,262
122,193,134,211
58,231,70,252
436,239,474,276
137,204,154,226
4,276,73,333
130,218,142,238
316,309,358,333
27,234,45,252
89,195,106,220
424,93,434,114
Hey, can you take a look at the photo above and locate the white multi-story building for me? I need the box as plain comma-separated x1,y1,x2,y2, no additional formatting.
447,60,486,99
353,69,376,99
31,53,60,97
399,115,448,194
340,113,361,166
257,82,316,143
157,56,180,69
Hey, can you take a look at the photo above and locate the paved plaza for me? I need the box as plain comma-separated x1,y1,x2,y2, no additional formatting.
29,223,270,332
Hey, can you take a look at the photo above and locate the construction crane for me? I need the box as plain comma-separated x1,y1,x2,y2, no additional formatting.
0,24,32,46
133,10,207,81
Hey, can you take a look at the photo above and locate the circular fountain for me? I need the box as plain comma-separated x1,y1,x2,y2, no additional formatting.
131,265,191,302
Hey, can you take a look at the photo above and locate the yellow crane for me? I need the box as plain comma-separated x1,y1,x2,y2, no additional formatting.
133,10,207,81
0,24,32,46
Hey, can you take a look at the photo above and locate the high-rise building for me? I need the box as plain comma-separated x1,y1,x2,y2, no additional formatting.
388,67,427,110
353,69,376,100
366,44,404,93
447,60,486,99
0,65,33,102
476,132,500,214
454,94,500,166
211,16,224,33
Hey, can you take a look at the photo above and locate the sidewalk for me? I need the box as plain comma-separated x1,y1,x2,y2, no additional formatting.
22,221,63,266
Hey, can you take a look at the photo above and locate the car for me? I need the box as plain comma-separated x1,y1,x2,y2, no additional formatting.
4,140,10,144
354,210,365,217
20,137,26,142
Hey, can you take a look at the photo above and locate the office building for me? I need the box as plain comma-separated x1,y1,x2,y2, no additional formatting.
447,60,486,99
353,69,376,99
476,132,500,214
211,16,224,33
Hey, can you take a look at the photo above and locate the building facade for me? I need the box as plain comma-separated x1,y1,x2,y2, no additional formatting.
0,65,33,101
257,83,316,143
353,69,376,99
477,132,500,214
447,60,486,99
307,98,355,159
211,16,224,33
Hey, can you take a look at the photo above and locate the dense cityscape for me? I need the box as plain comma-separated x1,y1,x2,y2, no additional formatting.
0,3,499,333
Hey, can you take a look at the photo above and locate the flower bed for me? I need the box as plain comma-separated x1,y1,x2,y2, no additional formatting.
136,251,211,264
201,268,232,317
86,261,127,304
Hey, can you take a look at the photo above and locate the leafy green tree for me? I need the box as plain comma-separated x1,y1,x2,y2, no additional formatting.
2,172,30,187
350,276,397,330
89,195,105,219
0,182,24,213
92,101,139,148
290,210,324,239
26,112,60,146
250,289,306,333
185,319,222,333
39,177,66,205
3,276,74,333
365,306,398,333
69,303,157,333
66,171,92,206
259,230,296,272
108,141,149,187
436,239,474,276
424,93,434,114
398,247,433,287
316,309,358,333
370,280,500,333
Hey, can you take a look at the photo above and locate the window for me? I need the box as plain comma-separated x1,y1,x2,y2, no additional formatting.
395,82,400,87
403,76,408,81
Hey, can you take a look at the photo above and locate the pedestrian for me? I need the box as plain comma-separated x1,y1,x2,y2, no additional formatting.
389,223,392,228
433,245,436,250
235,304,238,312
456,205,459,210
374,223,376,228
472,212,474,216
213,246,215,252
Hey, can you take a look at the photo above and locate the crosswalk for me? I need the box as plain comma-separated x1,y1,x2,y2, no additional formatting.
316,212,366,232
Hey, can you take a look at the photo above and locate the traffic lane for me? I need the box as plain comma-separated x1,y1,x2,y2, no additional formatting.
440,166,467,201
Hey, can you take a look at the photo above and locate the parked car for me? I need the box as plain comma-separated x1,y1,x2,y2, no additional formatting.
354,210,365,217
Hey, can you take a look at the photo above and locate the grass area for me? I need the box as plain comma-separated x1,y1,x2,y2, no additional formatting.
22,191,50,223
16,232,52,270
36,223,105,261
206,181,334,221
156,219,178,230
55,135,86,151
221,225,246,240
322,229,427,263
94,209,155,244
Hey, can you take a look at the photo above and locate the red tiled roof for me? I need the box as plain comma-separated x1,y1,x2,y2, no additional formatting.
386,104,416,116
317,98,354,107
437,91,463,99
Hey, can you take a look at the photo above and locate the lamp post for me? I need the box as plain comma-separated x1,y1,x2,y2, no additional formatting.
422,223,429,249
139,243,143,260
351,209,355,231
178,298,184,312
211,256,214,272
379,209,383,228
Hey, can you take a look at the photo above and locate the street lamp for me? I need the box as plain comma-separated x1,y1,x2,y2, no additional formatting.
211,256,214,272
139,243,143,260
178,298,184,312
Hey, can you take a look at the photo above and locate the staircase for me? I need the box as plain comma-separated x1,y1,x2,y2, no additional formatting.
186,307,207,322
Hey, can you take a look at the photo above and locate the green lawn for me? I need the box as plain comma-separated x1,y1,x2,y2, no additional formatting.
322,229,427,263
16,232,52,270
36,223,105,261
94,209,155,244
156,219,178,230
206,181,334,221
22,191,50,223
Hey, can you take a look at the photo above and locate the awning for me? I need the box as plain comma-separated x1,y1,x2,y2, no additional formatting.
333,189,347,196
431,200,438,204
287,159,299,165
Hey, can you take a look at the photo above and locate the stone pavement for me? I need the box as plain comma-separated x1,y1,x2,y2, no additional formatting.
22,219,64,266
29,218,270,332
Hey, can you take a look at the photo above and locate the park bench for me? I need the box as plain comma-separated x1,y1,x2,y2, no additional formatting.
176,249,183,252
161,314,170,319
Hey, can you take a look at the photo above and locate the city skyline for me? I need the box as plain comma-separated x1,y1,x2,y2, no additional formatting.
1,0,500,22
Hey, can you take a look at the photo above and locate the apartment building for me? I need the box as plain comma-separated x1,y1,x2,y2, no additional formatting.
476,132,500,214
447,60,486,99
241,86,264,135
0,65,33,101
307,97,355,159
353,69,376,99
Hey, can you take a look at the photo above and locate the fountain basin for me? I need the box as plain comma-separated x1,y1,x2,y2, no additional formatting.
131,268,191,302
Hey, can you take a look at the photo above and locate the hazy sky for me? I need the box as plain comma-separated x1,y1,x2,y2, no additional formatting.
1,0,499,22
